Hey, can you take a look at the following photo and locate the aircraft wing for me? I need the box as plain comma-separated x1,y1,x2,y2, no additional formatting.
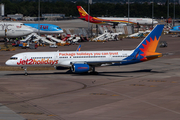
87,61,123,66
71,60,127,66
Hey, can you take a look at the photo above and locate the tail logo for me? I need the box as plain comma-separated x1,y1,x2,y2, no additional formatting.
78,8,87,16
139,36,160,60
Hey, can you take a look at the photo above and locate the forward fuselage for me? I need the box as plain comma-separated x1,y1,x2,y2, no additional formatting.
169,26,180,33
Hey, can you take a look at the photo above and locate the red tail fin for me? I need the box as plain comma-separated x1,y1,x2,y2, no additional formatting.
77,6,104,24
77,6,90,18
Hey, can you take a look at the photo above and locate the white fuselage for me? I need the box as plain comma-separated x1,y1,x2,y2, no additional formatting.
5,50,134,67
0,22,33,38
98,17,158,25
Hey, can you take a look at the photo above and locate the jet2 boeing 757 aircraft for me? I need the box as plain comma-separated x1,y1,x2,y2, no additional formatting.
6,25,164,75
77,6,158,26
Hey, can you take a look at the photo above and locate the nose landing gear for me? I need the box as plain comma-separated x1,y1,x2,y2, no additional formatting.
22,67,28,76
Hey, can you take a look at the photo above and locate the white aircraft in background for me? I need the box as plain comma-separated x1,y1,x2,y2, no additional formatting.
77,6,158,27
0,22,33,38
6,25,164,75
0,22,63,38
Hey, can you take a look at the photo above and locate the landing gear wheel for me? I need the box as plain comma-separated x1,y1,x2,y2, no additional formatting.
89,66,98,75
90,71,99,75
22,67,28,76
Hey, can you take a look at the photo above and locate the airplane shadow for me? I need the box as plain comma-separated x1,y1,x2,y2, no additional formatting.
5,69,164,77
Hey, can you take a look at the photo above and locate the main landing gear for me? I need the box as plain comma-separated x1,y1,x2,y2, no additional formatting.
90,66,98,75
22,67,28,76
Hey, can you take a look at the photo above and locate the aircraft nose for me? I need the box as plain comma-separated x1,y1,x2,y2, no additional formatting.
60,29,63,33
153,21,158,24
27,28,34,34
169,29,173,32
23,27,34,35
5,60,15,66
5,60,11,66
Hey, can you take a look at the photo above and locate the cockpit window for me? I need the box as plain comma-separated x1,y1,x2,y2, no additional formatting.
57,27,61,29
10,57,18,60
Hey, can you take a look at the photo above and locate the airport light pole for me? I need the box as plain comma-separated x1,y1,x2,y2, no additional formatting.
167,0,169,27
38,0,40,36
128,0,129,25
173,0,175,26
88,0,90,37
152,0,154,29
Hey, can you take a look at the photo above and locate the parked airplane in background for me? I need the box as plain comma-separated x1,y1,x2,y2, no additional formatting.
76,44,81,51
77,6,158,27
169,25,180,33
6,25,164,75
0,22,33,38
24,23,63,34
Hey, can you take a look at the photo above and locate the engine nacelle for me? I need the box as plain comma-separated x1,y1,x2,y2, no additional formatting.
71,64,90,73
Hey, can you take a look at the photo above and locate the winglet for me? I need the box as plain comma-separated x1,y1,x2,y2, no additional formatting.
76,44,81,51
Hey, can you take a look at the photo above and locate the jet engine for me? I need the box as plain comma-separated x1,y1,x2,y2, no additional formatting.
71,64,90,73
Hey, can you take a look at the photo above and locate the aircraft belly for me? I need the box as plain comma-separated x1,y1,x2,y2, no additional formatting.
59,61,71,67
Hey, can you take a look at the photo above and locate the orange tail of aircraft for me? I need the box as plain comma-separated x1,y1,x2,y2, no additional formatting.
77,6,105,24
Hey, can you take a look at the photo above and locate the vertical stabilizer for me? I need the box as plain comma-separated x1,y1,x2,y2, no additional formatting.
133,24,164,61
77,6,90,18
76,45,81,51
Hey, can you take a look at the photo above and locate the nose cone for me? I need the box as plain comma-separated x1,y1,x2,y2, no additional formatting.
5,60,11,66
22,26,34,36
5,60,16,66
53,29,63,34
169,29,174,33
59,29,63,33
25,27,34,35
153,20,158,24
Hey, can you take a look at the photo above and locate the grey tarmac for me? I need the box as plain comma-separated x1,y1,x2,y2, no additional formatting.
0,22,180,120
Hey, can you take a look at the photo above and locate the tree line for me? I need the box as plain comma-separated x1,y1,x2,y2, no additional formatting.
1,0,180,19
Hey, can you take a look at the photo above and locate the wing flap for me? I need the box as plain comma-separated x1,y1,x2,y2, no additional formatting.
87,60,127,66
